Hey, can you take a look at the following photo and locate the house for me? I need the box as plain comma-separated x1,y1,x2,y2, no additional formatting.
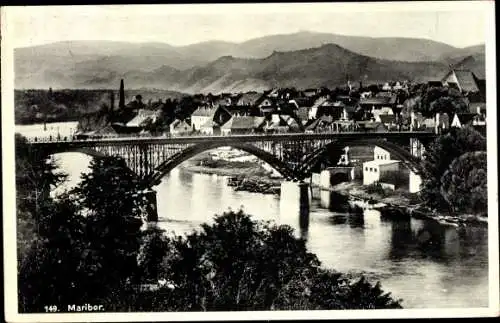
357,121,387,132
199,120,219,135
304,115,334,133
468,101,486,117
316,101,344,120
169,119,192,135
296,107,310,124
435,113,450,133
451,113,477,128
92,125,119,138
212,96,232,107
226,105,252,117
191,106,232,131
427,80,443,88
441,69,481,94
267,88,280,98
254,97,277,116
258,97,275,109
221,116,266,135
191,106,216,131
235,92,264,107
421,117,436,130
374,146,392,161
335,95,356,105
382,82,392,91
378,114,397,128
358,94,398,113
266,114,301,133
308,96,330,119
363,160,401,187
363,146,400,187
340,105,357,121
126,109,161,128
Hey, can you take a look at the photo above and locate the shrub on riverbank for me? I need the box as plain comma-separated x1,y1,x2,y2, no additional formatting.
421,126,486,212
365,183,391,197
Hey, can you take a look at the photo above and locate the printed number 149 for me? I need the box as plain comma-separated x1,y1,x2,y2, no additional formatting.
44,305,58,312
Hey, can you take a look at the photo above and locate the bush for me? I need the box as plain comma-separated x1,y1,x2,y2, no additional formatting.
365,183,390,197
150,210,402,311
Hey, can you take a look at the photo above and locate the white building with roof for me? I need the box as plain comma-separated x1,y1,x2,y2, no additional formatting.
363,160,401,186
363,146,400,187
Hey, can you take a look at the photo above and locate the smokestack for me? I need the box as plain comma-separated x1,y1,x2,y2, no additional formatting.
119,79,125,109
109,91,115,120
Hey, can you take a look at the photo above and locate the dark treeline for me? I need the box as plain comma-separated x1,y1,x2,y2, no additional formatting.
14,89,186,124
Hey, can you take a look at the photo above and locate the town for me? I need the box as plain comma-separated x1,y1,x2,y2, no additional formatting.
66,68,485,140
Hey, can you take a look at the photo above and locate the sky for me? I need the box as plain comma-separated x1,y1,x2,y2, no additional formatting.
5,2,491,49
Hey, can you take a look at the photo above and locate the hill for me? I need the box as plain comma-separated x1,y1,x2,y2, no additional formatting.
14,31,486,90
147,44,458,94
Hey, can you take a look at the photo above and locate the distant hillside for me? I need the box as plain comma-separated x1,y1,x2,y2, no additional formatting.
151,44,464,94
14,88,187,124
16,43,486,94
232,31,462,62
15,31,486,90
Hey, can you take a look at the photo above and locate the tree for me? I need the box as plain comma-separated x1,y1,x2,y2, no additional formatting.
69,157,146,289
136,225,171,283
18,198,87,312
153,210,402,311
418,86,468,118
420,126,486,211
15,134,67,214
440,151,487,215
19,155,153,312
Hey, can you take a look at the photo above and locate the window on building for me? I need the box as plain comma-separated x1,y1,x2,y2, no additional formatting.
374,168,377,172
369,167,373,172
365,167,368,171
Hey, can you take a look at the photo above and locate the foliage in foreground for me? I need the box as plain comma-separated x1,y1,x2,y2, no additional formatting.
116,211,402,311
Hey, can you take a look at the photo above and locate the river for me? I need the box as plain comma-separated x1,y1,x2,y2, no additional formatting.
16,123,489,309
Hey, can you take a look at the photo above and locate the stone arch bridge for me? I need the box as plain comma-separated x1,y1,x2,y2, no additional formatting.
30,132,435,187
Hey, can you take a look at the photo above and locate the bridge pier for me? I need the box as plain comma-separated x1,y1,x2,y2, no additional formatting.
319,166,355,189
409,170,423,193
280,181,311,235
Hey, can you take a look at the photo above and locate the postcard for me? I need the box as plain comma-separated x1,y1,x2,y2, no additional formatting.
2,2,498,322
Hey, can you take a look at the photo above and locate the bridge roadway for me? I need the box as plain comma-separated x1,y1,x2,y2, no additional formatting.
29,130,437,148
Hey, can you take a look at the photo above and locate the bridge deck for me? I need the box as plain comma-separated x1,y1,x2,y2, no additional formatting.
28,131,436,147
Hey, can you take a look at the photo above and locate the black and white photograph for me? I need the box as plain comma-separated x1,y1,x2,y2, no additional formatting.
2,2,498,321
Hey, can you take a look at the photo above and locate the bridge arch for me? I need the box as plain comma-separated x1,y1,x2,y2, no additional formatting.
297,138,424,176
146,142,297,186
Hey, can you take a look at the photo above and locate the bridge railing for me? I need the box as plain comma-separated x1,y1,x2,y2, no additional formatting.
23,127,436,144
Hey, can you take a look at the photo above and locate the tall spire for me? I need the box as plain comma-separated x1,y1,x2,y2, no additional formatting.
119,79,125,109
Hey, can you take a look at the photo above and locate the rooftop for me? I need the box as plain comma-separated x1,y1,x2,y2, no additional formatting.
363,159,401,166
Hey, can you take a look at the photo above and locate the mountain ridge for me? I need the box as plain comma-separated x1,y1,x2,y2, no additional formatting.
15,31,485,92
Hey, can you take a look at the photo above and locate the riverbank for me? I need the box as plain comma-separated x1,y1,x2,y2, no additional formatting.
323,182,487,227
181,157,487,227
179,160,283,194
